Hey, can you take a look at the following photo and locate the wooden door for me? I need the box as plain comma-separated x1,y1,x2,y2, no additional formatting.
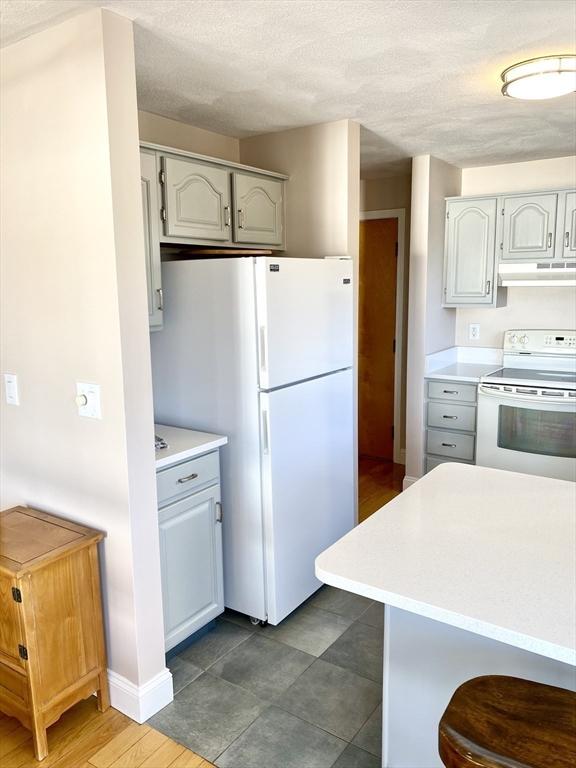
444,198,497,305
162,156,231,241
233,173,283,245
159,485,224,651
562,191,576,259
359,218,398,460
140,151,163,330
0,572,24,669
501,193,557,261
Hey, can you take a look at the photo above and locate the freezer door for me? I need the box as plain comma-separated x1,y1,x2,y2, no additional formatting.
260,368,355,624
255,257,353,389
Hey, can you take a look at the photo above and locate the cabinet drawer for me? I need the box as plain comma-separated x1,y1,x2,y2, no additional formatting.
427,402,476,432
0,662,28,706
427,380,477,403
157,452,219,505
426,429,475,461
425,455,473,474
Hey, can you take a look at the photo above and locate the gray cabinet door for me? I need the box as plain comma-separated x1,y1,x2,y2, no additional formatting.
501,193,557,261
444,198,497,305
162,156,231,241
562,191,576,260
233,173,284,245
140,151,163,330
159,484,224,651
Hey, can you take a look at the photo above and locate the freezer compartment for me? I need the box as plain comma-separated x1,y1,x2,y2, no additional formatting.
259,368,355,624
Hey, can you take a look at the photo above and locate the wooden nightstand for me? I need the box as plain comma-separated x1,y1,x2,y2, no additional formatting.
0,506,109,760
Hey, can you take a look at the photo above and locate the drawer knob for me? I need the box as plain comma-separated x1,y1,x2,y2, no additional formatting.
441,442,457,448
443,390,458,395
177,472,199,484
442,415,458,419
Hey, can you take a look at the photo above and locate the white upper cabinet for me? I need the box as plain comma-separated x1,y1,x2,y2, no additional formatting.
561,191,576,260
162,156,232,242
443,198,497,306
140,150,163,330
233,173,284,245
501,193,558,261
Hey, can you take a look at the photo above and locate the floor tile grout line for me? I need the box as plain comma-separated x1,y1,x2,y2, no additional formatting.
345,697,383,749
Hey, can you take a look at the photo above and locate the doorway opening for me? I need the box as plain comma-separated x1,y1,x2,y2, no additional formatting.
358,210,406,522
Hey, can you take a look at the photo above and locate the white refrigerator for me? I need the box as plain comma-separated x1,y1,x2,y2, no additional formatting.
150,256,355,625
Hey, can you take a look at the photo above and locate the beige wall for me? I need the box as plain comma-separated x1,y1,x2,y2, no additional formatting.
405,156,461,481
138,110,240,162
457,155,576,347
1,8,166,702
240,120,360,258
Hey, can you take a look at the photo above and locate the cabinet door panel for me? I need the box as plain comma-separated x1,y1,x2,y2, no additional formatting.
444,198,496,305
163,157,231,241
0,573,25,669
233,173,283,245
159,486,223,650
562,191,576,259
140,151,163,330
501,193,557,260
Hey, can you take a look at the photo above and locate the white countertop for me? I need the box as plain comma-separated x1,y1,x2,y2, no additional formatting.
154,424,228,469
316,463,576,665
425,362,501,382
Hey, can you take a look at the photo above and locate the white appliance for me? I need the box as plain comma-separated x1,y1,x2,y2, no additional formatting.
150,256,355,625
498,262,576,287
477,329,576,481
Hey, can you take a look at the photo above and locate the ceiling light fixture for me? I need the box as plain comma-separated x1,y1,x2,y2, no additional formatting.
501,55,576,100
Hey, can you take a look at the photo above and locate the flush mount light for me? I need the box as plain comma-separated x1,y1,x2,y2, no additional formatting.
501,55,576,99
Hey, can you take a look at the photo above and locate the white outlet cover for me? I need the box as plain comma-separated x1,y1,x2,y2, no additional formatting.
4,373,20,405
468,324,480,341
76,382,102,419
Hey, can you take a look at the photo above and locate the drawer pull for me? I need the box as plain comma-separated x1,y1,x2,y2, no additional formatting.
443,390,458,395
442,415,458,419
441,442,457,448
177,472,199,484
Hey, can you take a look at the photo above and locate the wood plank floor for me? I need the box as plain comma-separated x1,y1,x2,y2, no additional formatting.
358,456,404,522
0,700,213,768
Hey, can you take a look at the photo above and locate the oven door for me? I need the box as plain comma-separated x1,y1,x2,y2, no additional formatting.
477,386,576,482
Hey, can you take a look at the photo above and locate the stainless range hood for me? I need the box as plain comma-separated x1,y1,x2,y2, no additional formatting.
498,261,576,287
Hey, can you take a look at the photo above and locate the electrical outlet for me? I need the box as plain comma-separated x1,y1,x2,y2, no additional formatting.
76,382,102,419
469,324,480,341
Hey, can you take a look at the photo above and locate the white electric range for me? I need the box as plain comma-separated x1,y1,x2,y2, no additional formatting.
476,329,576,482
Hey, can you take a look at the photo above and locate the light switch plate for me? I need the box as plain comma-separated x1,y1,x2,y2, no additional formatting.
468,324,480,341
76,382,102,419
4,373,20,405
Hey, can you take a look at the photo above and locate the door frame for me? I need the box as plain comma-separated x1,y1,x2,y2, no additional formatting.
359,208,406,465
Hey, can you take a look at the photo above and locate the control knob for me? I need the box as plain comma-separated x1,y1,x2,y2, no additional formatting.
519,335,529,345
509,334,518,344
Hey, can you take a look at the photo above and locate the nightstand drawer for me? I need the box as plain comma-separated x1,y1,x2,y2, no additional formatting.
157,451,219,505
426,429,475,461
427,402,476,432
427,381,477,403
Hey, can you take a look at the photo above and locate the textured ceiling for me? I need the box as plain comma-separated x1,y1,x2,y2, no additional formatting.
2,0,575,176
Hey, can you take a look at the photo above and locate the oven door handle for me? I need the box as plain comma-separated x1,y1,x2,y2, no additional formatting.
479,384,573,406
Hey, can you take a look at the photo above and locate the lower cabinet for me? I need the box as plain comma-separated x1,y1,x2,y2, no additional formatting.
424,379,477,473
157,453,224,651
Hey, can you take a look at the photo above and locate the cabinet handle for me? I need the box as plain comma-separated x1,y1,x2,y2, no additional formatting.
238,209,244,229
441,442,457,448
547,232,552,248
157,288,163,311
443,390,458,395
442,415,458,419
224,205,231,227
177,472,198,484
566,231,570,247
216,502,223,523
485,280,491,295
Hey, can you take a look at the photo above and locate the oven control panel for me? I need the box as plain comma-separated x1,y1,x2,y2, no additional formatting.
504,329,576,354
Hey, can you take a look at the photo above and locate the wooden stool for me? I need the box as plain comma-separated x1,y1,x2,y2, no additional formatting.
439,675,576,768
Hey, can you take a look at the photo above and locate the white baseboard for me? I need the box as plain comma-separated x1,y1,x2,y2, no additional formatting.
108,667,173,723
402,475,418,490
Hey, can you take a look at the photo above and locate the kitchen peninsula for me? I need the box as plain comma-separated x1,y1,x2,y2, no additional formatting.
316,463,576,767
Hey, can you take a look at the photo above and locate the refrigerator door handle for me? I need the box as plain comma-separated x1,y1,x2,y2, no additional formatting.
259,326,267,374
261,409,270,454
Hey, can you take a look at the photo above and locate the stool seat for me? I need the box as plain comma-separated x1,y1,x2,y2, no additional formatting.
439,675,576,768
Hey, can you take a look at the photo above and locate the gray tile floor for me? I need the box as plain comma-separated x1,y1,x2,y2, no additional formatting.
149,586,384,767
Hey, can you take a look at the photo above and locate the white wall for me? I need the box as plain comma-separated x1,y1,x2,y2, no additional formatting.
456,156,576,347
0,9,169,717
405,156,461,481
240,120,360,259
138,110,240,162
